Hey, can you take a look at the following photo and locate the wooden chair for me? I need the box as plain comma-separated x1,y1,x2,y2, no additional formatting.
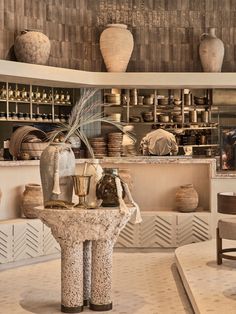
217,218,236,265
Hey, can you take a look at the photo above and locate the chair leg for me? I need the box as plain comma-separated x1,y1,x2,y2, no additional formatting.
217,228,222,265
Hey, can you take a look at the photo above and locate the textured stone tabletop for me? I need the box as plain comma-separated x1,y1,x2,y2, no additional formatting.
34,206,136,244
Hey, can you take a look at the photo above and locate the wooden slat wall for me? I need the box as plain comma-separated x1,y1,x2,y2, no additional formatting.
0,0,235,72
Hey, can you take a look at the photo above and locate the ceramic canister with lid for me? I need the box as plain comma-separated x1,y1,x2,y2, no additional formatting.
96,168,125,207
85,160,103,208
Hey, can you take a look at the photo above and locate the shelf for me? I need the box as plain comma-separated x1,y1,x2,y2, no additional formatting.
0,99,72,106
0,118,58,123
2,60,236,89
179,144,219,147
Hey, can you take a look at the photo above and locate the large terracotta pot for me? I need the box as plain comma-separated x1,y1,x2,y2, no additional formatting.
175,184,199,212
40,143,75,207
100,24,134,72
21,183,43,218
199,28,224,72
14,30,51,65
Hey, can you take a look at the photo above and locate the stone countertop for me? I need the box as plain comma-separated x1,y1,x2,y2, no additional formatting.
2,156,236,178
0,156,215,166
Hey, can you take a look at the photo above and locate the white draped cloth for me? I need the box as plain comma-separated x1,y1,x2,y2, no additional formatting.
115,177,142,224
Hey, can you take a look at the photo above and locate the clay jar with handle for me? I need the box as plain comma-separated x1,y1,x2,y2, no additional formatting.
21,183,43,218
199,28,224,72
100,24,134,72
175,184,199,212
40,143,75,207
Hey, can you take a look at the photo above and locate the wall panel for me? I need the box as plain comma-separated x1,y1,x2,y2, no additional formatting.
0,0,235,72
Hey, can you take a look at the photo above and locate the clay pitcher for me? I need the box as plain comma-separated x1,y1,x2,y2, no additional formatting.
40,143,75,207
175,184,199,212
100,24,134,72
199,28,224,72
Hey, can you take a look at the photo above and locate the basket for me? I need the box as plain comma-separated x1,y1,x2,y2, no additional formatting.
21,142,49,158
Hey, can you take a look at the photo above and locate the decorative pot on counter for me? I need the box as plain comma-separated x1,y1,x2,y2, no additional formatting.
175,184,199,212
21,183,43,218
96,168,125,207
14,30,51,65
199,28,224,72
100,24,134,72
40,143,75,207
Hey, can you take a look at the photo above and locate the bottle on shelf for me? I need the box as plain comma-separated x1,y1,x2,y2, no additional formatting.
60,91,65,103
42,89,48,102
3,139,13,160
65,91,71,104
34,88,41,102
8,86,14,100
184,89,192,106
0,85,7,100
14,84,21,100
21,87,28,101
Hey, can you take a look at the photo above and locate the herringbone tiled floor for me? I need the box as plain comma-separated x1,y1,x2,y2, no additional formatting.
0,251,193,314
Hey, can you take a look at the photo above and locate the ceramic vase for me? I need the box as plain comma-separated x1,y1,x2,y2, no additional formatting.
40,143,75,207
85,161,103,208
175,184,199,212
14,30,51,65
199,28,224,72
100,24,134,72
96,168,125,207
21,183,43,218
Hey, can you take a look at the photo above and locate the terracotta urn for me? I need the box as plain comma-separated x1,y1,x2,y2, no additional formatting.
175,184,199,212
14,30,51,65
100,24,134,72
199,28,224,72
21,183,43,218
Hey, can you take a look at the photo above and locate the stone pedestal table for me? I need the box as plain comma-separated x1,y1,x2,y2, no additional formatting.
35,206,135,313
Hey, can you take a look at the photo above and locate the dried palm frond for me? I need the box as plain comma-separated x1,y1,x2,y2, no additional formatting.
48,88,127,158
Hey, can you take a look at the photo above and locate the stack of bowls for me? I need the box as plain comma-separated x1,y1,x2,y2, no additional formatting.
107,132,123,157
106,94,121,105
89,137,107,158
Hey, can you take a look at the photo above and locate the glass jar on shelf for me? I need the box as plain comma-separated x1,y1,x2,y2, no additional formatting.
24,113,30,120
0,112,6,120
47,113,52,121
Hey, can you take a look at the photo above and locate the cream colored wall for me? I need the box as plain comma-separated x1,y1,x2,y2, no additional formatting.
0,165,41,220
76,162,210,212
0,161,213,220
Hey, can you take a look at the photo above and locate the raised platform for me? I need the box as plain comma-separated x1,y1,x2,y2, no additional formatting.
175,239,236,314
